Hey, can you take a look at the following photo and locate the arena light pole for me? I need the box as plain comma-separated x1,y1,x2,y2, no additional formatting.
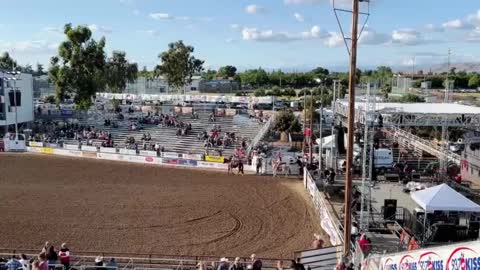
5,71,21,139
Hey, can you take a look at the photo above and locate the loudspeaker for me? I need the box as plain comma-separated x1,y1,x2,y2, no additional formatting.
8,90,21,106
384,199,397,220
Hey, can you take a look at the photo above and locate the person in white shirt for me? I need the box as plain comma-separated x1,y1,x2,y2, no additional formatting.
19,254,29,270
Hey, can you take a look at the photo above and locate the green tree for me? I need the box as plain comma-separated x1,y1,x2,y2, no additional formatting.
202,69,217,80
0,52,17,70
105,51,138,93
468,74,480,89
399,94,425,103
282,88,297,97
380,84,392,98
35,63,46,76
217,65,237,79
267,86,282,96
49,23,107,110
44,95,56,104
273,110,297,132
138,66,154,79
154,40,204,93
239,68,269,87
253,88,266,97
22,64,34,74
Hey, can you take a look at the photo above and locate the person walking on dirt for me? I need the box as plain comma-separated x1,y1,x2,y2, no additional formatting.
250,254,262,270
58,243,70,270
256,156,263,175
295,258,305,270
312,233,324,249
229,258,244,270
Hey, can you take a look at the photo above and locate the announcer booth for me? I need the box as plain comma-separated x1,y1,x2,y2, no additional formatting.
410,184,480,245
0,71,34,139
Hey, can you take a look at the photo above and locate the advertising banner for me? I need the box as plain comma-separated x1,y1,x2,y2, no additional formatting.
64,144,80,150
205,155,225,163
53,149,82,157
178,159,198,167
82,151,97,158
182,153,203,161
40,147,54,154
162,158,179,165
119,148,137,155
28,141,43,147
139,150,157,157
370,241,480,270
162,152,182,159
100,147,117,154
27,146,41,153
81,145,98,152
197,161,228,169
225,109,237,116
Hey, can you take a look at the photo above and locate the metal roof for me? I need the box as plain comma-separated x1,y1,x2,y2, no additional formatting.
338,101,480,115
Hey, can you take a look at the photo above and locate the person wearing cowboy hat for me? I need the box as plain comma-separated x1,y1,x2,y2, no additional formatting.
312,233,324,249
94,256,104,270
250,254,262,270
229,257,243,270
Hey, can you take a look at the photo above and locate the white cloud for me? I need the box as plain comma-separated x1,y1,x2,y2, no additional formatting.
467,27,480,42
284,0,351,7
324,32,344,48
359,28,390,45
301,25,327,39
391,29,423,45
424,24,444,32
138,30,160,37
467,10,480,26
442,19,473,30
88,24,113,34
294,13,305,22
0,40,58,54
231,24,241,30
245,4,266,14
149,13,174,20
242,28,293,42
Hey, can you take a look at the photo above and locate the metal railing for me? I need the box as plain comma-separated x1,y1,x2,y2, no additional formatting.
246,114,275,155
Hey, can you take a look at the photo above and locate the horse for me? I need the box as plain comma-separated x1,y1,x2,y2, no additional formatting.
272,159,291,177
228,158,244,175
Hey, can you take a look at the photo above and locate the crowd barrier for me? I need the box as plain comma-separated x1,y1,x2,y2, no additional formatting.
304,170,343,246
26,144,229,171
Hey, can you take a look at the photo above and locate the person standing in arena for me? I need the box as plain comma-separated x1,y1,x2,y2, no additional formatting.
58,243,70,270
38,253,48,270
229,258,244,270
46,246,58,270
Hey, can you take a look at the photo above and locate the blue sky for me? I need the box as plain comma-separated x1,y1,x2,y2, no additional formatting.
1,0,480,71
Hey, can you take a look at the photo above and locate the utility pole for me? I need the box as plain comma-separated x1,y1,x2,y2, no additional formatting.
343,0,360,256
309,90,314,164
303,89,307,160
331,80,339,172
319,86,324,172
440,49,451,179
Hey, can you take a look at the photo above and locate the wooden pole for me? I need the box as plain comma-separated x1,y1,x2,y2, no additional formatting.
343,0,359,257
309,90,314,164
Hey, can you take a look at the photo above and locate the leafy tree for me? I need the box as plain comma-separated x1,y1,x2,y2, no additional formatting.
154,40,204,93
105,51,138,93
0,52,17,70
49,23,107,110
267,86,282,96
138,66,155,79
282,88,297,97
253,88,266,97
380,84,392,98
202,69,217,80
298,89,311,96
22,64,34,74
468,74,480,89
399,94,425,103
311,66,329,76
35,63,46,76
290,118,302,133
273,110,297,133
239,68,269,87
217,65,237,79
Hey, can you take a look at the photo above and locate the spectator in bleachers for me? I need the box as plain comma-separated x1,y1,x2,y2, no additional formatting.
229,258,243,270
196,261,206,270
250,254,261,270
32,261,40,270
94,256,104,270
19,255,29,270
6,256,22,270
106,258,117,270
46,246,58,270
217,258,229,270
41,242,50,254
58,243,70,270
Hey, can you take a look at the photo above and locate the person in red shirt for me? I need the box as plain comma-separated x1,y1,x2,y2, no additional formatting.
58,243,70,270
358,234,371,255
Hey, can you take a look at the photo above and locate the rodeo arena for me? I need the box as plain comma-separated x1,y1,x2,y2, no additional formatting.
2,3,480,270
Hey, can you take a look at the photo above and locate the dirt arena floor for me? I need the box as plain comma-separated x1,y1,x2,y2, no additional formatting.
0,153,325,258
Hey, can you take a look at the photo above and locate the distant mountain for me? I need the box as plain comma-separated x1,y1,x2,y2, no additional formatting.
420,62,480,73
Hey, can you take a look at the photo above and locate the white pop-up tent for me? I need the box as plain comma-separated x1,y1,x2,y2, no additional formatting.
411,184,480,213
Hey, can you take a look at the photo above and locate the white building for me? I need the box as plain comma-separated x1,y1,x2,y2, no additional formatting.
0,72,34,133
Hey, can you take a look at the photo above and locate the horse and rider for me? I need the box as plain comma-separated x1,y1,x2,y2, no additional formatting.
227,156,244,175
271,152,291,177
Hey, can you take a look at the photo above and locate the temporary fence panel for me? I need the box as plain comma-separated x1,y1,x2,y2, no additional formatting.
304,170,343,246
182,153,203,161
295,246,342,270
197,161,228,170
139,150,157,157
119,148,137,156
161,152,182,159
81,145,98,152
64,144,80,150
28,141,44,147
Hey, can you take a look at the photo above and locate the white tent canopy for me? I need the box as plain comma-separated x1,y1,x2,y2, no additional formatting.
411,184,480,213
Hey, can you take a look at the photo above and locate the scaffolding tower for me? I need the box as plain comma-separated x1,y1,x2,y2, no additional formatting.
359,82,376,231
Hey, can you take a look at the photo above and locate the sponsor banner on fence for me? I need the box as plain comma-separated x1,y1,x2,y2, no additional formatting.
162,152,181,159
119,148,137,155
64,144,79,150
178,159,198,167
139,150,157,157
100,147,117,154
364,240,480,270
40,147,54,154
225,109,237,116
97,152,120,161
197,161,228,169
27,146,41,153
162,158,179,165
182,153,203,161
205,155,224,163
53,149,82,157
28,141,43,147
81,145,98,152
